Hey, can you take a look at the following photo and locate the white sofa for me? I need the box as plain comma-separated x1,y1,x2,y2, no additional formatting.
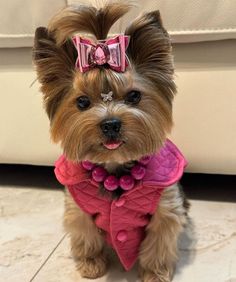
1,0,236,174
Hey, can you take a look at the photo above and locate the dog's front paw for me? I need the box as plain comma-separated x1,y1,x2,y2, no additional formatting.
77,254,108,279
140,269,171,282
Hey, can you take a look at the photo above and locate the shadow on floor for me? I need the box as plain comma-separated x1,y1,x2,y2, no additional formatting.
0,164,63,190
180,173,236,202
0,164,236,202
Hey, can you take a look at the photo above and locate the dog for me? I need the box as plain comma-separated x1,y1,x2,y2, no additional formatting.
33,1,189,281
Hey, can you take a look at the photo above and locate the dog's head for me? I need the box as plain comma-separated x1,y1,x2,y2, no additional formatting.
33,1,176,164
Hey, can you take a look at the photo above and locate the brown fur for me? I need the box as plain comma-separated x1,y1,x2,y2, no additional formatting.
139,185,188,282
33,1,188,281
49,68,173,163
33,27,76,119
64,184,188,281
126,10,176,105
64,190,107,278
48,1,132,44
33,6,175,162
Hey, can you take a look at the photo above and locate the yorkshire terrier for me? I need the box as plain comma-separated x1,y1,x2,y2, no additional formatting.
33,1,189,281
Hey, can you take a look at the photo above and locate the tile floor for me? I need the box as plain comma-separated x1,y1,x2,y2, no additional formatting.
0,166,236,282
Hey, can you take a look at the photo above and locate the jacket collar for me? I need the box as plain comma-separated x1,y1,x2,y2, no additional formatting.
54,139,187,191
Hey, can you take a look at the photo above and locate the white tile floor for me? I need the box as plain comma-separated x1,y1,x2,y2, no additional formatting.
0,172,236,282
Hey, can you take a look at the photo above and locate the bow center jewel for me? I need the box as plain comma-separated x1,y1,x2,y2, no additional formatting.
93,44,110,65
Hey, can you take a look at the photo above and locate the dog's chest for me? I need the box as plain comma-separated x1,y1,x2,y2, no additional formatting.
66,179,164,270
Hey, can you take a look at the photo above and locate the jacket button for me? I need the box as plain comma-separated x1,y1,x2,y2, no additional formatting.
117,230,127,242
115,198,125,207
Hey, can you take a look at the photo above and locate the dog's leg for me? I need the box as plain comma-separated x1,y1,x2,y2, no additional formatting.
139,184,189,282
64,190,107,279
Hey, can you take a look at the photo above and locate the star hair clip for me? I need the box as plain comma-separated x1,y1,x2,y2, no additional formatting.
101,91,113,102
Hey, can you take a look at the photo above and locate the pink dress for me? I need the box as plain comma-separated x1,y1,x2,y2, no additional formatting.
55,139,187,270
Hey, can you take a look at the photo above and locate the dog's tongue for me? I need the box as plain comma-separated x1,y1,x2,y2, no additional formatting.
103,141,122,150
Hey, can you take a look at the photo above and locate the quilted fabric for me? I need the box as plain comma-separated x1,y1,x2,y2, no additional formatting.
54,139,187,270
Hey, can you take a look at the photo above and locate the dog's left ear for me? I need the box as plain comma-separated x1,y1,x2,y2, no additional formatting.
125,11,175,93
33,27,76,119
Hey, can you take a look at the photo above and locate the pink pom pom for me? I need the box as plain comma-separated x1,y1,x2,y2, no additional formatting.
92,166,107,182
119,175,135,191
139,155,151,165
81,160,95,171
131,164,146,180
104,175,119,191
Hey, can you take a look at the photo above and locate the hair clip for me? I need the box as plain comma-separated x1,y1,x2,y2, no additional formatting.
101,91,113,102
72,35,130,73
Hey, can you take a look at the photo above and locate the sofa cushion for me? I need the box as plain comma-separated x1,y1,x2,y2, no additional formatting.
0,0,66,48
67,0,236,43
1,40,236,173
0,0,236,47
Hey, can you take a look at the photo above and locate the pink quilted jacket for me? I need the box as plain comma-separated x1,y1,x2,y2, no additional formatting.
55,139,187,270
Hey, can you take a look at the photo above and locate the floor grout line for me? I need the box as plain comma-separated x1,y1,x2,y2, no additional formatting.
29,233,67,282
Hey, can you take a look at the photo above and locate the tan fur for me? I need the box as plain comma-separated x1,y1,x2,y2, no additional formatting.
125,10,176,105
49,69,172,163
139,185,187,282
64,184,188,280
33,1,188,281
64,189,107,278
48,1,132,44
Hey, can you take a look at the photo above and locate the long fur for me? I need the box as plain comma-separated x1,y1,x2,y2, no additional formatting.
48,1,133,43
33,2,188,281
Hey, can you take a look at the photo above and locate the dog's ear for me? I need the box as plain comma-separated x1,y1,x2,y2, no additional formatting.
125,11,176,97
33,27,76,119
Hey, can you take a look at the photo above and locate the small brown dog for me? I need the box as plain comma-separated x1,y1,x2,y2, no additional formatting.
33,1,189,281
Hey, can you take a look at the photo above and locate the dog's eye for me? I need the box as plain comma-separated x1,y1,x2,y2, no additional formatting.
125,90,142,105
76,95,91,110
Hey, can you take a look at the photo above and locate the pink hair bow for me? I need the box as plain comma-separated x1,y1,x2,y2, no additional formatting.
72,35,130,73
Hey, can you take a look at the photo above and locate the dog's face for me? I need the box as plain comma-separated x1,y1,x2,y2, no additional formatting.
33,3,176,164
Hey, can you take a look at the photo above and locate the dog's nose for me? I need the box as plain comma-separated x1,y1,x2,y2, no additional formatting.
100,118,122,138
